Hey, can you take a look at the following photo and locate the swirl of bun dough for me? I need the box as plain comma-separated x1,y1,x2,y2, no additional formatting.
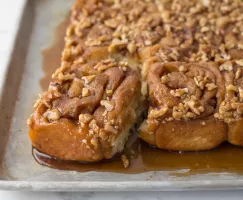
28,59,142,161
140,57,228,151
214,60,243,146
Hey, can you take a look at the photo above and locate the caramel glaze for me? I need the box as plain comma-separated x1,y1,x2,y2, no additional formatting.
33,136,243,175
36,16,243,175
40,14,70,91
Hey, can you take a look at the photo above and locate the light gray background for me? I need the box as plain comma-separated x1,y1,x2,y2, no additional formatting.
1,0,243,199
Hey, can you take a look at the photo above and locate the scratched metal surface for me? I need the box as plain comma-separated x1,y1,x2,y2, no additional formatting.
0,0,243,191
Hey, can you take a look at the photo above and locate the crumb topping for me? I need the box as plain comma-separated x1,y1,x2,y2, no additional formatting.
121,154,130,168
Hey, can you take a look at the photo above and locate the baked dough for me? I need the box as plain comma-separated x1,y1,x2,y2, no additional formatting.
28,0,243,161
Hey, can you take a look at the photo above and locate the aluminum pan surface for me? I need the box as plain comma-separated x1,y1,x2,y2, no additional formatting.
0,0,243,191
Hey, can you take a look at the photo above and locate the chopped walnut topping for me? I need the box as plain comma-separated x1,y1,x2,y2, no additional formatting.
169,49,179,61
82,88,91,97
141,82,148,96
205,83,217,91
48,82,60,92
185,112,196,119
121,154,129,168
104,123,118,134
33,99,41,108
85,38,101,46
98,129,108,141
127,41,137,53
82,139,87,144
226,84,238,92
100,100,115,111
27,116,33,126
89,119,96,129
238,44,243,50
201,26,210,33
119,61,128,66
74,57,85,65
94,59,117,72
89,119,99,133
82,75,96,84
172,103,189,120
51,62,69,80
45,109,61,121
235,59,243,67
108,38,128,53
161,75,168,84
166,117,174,122
194,76,208,90
216,16,231,28
170,88,188,97
225,41,235,50
235,69,241,79
104,19,119,28
102,110,108,117
186,100,204,115
66,24,74,37
144,40,152,46
122,66,127,71
237,105,243,115
58,72,76,81
38,93,51,108
172,110,183,120
106,89,113,96
214,113,220,119
220,61,233,71
88,129,95,136
90,137,99,149
62,48,71,60
178,65,186,72
239,88,243,101
79,113,92,124
149,106,168,118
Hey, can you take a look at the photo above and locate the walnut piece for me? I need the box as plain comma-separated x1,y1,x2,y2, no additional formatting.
170,88,188,97
58,72,75,81
220,61,233,71
79,113,93,124
178,65,186,72
100,100,115,111
121,154,130,168
194,76,208,90
149,106,168,118
82,75,96,84
226,84,238,92
104,123,118,134
82,88,91,97
45,109,61,121
127,41,137,53
186,100,204,115
235,59,243,67
94,59,116,72
161,75,168,84
205,83,217,91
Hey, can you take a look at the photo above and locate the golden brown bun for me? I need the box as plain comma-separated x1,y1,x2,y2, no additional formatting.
140,117,227,151
28,60,142,161
139,59,243,151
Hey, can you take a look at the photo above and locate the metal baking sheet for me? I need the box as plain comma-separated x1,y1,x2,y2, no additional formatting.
1,0,243,191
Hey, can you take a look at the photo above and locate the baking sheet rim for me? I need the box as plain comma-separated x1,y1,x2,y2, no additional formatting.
1,180,243,191
1,0,243,191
